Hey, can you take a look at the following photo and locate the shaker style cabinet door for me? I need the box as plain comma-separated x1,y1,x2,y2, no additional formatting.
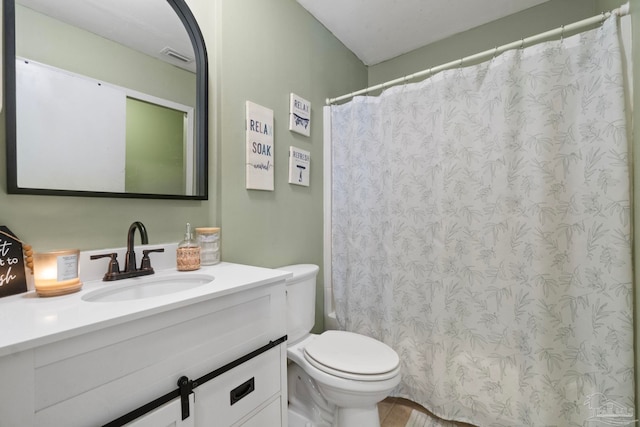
125,394,194,427
195,347,282,426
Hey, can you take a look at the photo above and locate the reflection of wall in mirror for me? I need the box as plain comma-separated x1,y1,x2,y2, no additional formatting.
15,4,196,194
16,4,195,107
126,99,187,195
16,59,127,192
16,60,193,194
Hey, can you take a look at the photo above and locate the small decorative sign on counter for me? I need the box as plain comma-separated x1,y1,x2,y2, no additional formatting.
246,101,274,191
289,93,310,137
0,226,28,298
288,146,310,187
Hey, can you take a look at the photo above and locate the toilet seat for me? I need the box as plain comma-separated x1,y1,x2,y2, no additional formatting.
303,331,400,381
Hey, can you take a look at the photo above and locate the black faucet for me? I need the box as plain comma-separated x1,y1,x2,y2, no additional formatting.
125,221,148,273
90,221,164,281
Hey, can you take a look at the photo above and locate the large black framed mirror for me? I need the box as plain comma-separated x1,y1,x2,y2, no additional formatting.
5,0,208,199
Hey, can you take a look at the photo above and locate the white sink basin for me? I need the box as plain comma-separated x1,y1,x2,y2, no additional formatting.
82,274,214,302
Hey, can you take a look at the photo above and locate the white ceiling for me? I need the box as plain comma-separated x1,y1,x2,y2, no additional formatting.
297,0,551,66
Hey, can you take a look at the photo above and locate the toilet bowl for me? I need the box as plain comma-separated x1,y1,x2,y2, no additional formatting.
279,264,401,427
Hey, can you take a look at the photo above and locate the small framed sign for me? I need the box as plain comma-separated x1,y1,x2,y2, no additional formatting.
0,226,28,298
288,146,310,187
289,93,310,137
245,101,274,191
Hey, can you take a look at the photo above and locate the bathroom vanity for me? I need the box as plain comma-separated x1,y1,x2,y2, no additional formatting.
0,247,290,426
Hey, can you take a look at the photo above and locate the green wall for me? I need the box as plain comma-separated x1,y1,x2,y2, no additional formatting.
216,0,366,330
369,0,602,86
217,0,365,267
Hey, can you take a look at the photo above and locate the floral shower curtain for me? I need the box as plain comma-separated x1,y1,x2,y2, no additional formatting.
331,16,633,426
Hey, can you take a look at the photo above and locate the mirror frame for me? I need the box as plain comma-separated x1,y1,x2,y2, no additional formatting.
4,0,209,200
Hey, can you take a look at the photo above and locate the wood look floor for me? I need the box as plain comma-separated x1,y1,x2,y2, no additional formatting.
378,397,423,427
378,397,476,427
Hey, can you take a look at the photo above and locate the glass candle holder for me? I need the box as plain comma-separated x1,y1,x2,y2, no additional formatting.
195,227,220,266
33,249,82,297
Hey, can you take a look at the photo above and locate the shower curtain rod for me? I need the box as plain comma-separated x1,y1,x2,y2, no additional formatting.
326,2,630,105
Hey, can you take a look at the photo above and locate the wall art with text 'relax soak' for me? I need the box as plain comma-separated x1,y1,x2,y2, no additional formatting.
245,101,274,191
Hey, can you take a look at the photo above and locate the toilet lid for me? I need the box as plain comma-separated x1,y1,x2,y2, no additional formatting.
303,331,399,378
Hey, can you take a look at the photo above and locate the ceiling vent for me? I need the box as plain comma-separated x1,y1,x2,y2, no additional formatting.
161,47,193,63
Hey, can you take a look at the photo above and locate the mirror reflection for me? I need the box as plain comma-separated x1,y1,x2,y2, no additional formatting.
6,0,208,199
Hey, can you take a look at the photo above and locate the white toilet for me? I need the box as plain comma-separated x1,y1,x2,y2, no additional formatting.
279,264,401,427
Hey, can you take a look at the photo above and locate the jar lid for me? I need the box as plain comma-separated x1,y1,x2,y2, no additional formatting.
195,227,220,233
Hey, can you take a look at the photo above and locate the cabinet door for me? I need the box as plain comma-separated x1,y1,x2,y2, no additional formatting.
126,394,194,427
238,397,281,427
195,347,281,426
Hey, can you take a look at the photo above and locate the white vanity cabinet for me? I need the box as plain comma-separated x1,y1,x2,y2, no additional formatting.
0,263,289,427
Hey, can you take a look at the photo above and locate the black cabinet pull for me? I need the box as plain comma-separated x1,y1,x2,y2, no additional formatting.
230,377,255,405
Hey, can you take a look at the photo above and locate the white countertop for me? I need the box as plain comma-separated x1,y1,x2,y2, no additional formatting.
0,245,291,357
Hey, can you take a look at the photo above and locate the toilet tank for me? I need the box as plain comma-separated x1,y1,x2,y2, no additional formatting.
277,264,319,344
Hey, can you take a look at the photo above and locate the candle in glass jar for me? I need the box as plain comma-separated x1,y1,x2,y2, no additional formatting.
33,249,82,297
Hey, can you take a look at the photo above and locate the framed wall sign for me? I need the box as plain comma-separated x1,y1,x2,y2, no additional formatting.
245,101,274,191
289,93,310,137
288,146,310,187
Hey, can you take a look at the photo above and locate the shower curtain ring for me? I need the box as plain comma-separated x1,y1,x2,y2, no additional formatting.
560,25,565,43
520,38,525,50
493,46,498,59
